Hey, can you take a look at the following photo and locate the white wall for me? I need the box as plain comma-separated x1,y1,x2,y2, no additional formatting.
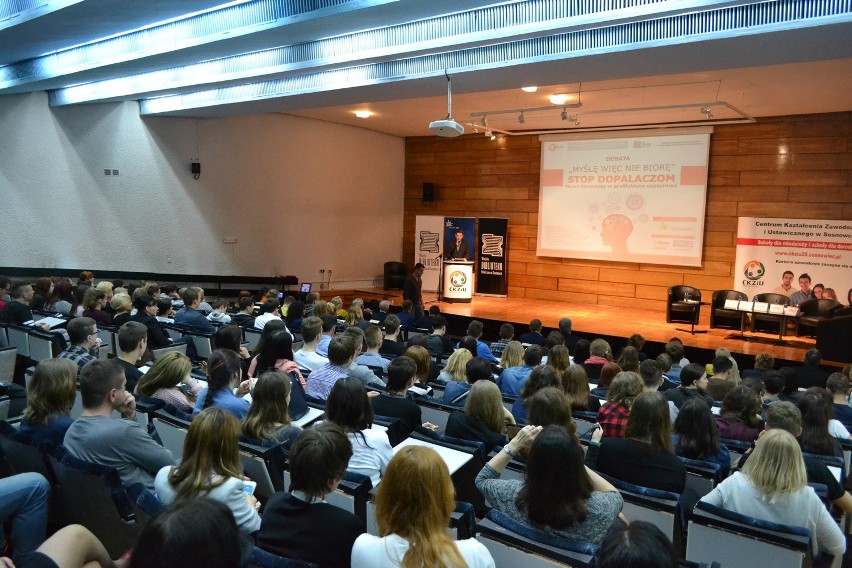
0,92,404,288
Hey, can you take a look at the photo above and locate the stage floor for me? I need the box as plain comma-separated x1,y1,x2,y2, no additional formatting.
354,288,818,364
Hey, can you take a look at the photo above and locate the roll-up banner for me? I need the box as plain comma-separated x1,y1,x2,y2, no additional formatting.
414,215,445,293
477,217,509,296
734,217,852,299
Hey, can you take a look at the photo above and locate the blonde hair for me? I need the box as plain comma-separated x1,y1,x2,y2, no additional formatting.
346,307,363,327
375,446,467,568
607,371,643,406
742,429,807,500
444,349,472,382
96,281,113,295
464,380,506,434
715,348,741,385
110,293,132,314
135,352,192,398
589,338,612,359
500,340,524,369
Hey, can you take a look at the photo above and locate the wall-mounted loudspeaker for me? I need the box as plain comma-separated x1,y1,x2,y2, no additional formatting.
423,182,435,202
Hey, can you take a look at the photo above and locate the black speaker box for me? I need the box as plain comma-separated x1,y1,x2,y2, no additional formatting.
422,182,435,202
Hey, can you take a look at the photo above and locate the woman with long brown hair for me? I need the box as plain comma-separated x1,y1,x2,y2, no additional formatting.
154,407,261,533
20,358,78,447
241,371,301,446
352,445,494,567
135,352,202,414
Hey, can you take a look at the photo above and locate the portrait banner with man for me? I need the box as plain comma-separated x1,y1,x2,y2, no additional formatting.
734,217,852,302
476,218,508,296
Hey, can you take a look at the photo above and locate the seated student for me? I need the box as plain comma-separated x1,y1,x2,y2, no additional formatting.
798,387,845,457
701,429,845,563
352,445,495,568
826,372,852,431
715,385,762,444
540,330,565,366
587,391,687,495
583,339,614,381
155,297,175,324
194,349,251,419
129,498,245,568
206,299,231,324
247,329,305,387
662,340,687,384
344,327,385,389
356,325,390,373
597,371,643,439
489,323,515,358
458,335,478,358
229,297,256,328
590,362,620,400
742,352,775,379
325,377,393,487
664,363,714,410
527,388,576,435
443,357,492,406
257,425,364,568
476,425,623,545
397,299,415,329
305,335,355,401
293,316,328,371
346,306,370,332
500,344,541,396
155,408,261,534
109,293,133,327
371,357,438,436
81,287,111,326
511,366,562,424
113,321,147,392
57,317,99,375
173,287,215,333
497,339,522,377
376,313,404,357
562,364,601,412
761,369,787,407
518,319,547,346
135,352,203,414
241,371,302,446
596,522,679,568
424,315,450,356
546,344,571,376
285,300,305,331
1,282,47,329
706,355,737,402
64,359,175,489
20,358,77,448
313,314,337,358
438,348,472,386
673,398,731,477
616,346,640,374
254,298,286,331
462,320,499,364
370,299,390,324
131,295,179,351
446,380,513,451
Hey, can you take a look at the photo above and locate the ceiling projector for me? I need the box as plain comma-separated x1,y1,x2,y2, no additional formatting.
429,118,464,137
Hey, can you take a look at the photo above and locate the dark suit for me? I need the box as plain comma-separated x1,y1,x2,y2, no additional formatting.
447,239,470,260
786,364,829,391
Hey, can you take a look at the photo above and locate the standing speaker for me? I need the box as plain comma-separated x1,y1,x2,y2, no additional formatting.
422,182,435,202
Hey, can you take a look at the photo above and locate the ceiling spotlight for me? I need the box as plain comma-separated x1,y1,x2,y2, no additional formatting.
549,93,570,105
354,110,372,118
570,114,580,126
561,108,568,121
521,86,538,93
518,112,525,124
481,116,488,127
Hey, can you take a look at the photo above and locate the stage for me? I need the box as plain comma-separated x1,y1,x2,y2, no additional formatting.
351,288,827,367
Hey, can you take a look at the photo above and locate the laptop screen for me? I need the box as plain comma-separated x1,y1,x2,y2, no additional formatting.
300,283,312,294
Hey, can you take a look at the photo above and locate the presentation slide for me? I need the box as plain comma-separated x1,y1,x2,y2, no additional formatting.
536,129,711,266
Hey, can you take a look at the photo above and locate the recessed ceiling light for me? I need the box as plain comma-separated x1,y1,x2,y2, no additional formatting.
354,110,372,118
521,86,538,93
549,94,570,105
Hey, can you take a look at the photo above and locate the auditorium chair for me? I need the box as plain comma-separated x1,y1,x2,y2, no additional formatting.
710,290,748,331
686,501,814,568
796,299,841,337
0,347,16,383
750,293,790,335
666,286,701,324
383,261,407,290
249,547,319,568
598,473,682,543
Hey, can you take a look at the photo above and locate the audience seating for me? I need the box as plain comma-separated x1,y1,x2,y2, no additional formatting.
126,482,165,527
796,299,842,337
678,457,722,499
751,293,790,334
48,445,142,557
720,437,752,466
27,328,65,363
572,410,598,439
249,547,319,568
96,327,117,360
150,343,188,360
0,347,16,382
150,408,192,457
238,436,288,501
0,322,8,348
183,330,215,359
283,468,372,524
476,510,598,568
598,473,681,543
7,325,31,358
0,420,56,483
666,286,702,325
686,501,814,568
710,290,748,331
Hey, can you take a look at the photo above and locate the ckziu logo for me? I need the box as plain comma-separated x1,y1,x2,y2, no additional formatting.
742,260,765,286
450,271,467,287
